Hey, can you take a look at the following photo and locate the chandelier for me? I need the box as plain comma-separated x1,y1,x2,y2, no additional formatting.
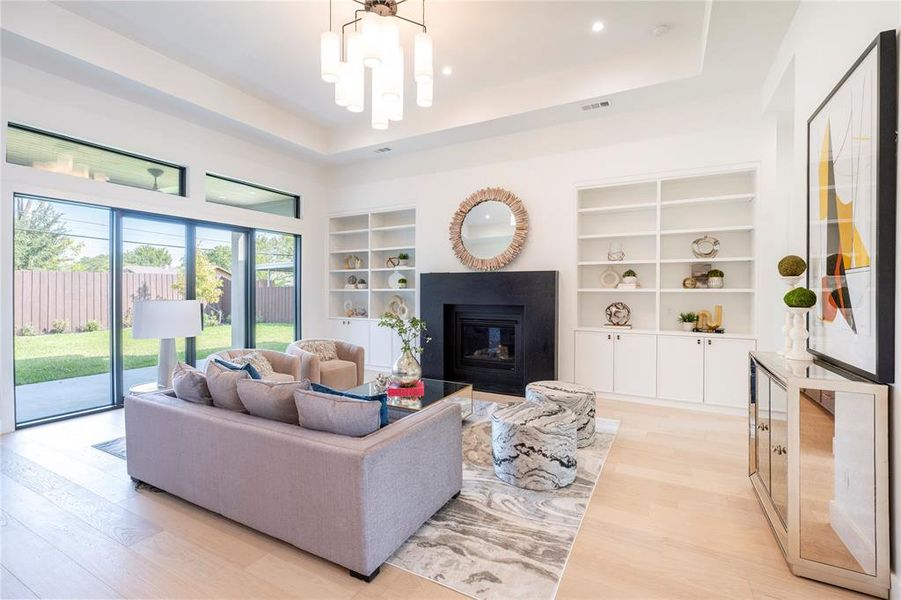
321,0,433,130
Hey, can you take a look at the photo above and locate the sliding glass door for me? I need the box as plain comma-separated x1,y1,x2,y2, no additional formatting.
12,194,301,427
13,196,113,423
195,226,248,364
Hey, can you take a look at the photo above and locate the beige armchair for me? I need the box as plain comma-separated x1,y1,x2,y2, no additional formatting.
286,339,364,390
210,349,302,382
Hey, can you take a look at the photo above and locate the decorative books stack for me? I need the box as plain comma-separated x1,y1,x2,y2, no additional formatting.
387,380,424,397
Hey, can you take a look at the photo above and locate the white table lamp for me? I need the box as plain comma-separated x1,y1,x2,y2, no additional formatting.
133,300,203,388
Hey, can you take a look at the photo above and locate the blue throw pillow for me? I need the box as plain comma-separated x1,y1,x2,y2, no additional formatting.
213,357,261,380
311,382,389,427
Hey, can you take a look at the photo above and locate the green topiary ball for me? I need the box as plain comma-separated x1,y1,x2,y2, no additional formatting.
778,255,807,277
784,287,817,308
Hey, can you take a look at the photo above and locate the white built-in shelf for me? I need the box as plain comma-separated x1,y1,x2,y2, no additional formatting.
659,225,754,236
660,288,755,293
660,193,755,207
372,245,415,252
576,166,757,334
371,288,415,293
578,231,657,240
329,288,369,293
371,266,416,272
659,257,754,264
578,202,657,215
330,268,368,273
329,228,369,235
371,224,415,232
330,248,369,254
578,288,656,293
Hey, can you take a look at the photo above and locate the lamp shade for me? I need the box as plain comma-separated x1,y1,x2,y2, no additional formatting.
133,300,202,339
361,12,382,68
414,32,433,83
320,31,340,83
416,78,433,108
346,31,365,113
371,65,389,130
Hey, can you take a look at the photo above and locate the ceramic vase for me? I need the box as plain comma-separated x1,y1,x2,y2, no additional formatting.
785,307,814,361
681,321,696,332
392,349,422,387
707,276,724,289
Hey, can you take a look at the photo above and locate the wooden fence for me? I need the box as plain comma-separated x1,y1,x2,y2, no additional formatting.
13,270,294,334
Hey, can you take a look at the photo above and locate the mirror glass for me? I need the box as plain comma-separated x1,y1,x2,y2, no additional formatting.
799,387,876,576
461,201,516,259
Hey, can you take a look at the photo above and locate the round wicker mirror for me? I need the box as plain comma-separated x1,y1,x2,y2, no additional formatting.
449,187,529,271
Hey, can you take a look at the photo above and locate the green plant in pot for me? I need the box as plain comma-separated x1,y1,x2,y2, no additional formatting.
784,287,817,310
778,255,807,286
397,252,410,266
707,268,724,289
377,314,431,386
678,311,698,332
621,269,638,285
397,277,408,289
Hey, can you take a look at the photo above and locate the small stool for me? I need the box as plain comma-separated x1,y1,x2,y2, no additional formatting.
526,381,596,447
491,401,577,491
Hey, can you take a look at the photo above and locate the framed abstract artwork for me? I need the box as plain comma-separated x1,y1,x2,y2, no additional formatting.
807,30,897,383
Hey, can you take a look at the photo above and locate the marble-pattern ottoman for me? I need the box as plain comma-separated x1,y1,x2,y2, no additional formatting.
491,401,577,491
526,380,596,448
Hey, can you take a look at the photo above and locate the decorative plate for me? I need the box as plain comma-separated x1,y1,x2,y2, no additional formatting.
682,276,698,289
600,268,621,288
691,235,720,258
605,302,631,326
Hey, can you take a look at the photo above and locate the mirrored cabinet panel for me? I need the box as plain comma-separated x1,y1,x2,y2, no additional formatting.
749,353,889,598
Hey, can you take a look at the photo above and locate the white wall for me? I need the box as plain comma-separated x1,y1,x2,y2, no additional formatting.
0,58,329,433
759,0,900,592
326,89,769,382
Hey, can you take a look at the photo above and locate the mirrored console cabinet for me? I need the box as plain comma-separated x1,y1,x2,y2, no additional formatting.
749,352,889,598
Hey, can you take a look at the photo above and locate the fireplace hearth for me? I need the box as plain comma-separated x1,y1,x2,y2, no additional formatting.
421,271,557,395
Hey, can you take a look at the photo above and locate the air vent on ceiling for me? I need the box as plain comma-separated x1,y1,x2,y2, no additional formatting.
581,101,610,112
374,147,392,153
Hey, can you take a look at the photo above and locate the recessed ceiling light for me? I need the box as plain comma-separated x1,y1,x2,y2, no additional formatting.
592,21,605,33
441,65,453,76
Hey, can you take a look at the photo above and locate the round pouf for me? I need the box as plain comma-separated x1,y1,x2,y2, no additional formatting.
526,381,596,448
491,401,577,491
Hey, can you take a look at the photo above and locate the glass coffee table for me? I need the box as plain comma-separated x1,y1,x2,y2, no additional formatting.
346,378,473,420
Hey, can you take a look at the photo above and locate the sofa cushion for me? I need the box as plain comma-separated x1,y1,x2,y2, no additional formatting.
265,371,296,383
227,350,275,378
295,339,338,362
318,359,357,389
206,361,250,411
312,382,388,427
172,362,213,405
294,389,380,437
213,357,261,380
237,379,310,424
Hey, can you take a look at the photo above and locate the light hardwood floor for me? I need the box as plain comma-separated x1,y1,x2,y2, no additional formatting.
0,396,867,599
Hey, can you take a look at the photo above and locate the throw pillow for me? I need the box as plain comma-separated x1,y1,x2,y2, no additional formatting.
213,357,261,380
206,361,250,411
237,379,310,424
229,351,275,378
294,389,381,437
311,382,388,427
295,339,338,362
172,362,213,405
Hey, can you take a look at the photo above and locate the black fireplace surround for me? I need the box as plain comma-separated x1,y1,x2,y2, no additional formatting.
420,271,558,395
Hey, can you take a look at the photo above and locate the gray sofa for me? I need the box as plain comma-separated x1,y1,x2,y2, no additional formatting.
125,391,463,580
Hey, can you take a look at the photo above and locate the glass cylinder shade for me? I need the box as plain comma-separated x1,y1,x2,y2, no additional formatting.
388,67,404,122
416,79,433,108
361,12,382,68
335,62,351,107
320,31,340,83
381,45,403,106
379,20,400,57
414,32,433,83
345,32,365,113
371,65,389,130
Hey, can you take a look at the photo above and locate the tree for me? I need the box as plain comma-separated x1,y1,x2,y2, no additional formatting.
254,233,294,286
13,198,81,270
71,254,110,272
203,245,232,271
173,253,223,307
124,244,172,268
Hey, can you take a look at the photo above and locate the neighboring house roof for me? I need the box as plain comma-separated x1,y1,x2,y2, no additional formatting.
123,266,179,275
255,262,293,272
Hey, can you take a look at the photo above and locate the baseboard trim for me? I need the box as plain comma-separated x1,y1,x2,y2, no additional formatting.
597,392,747,416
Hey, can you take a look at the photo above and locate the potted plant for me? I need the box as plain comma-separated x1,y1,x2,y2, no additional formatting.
397,277,408,289
678,312,698,332
621,269,638,285
377,314,431,386
707,269,724,289
778,255,807,286
783,287,817,361
784,287,817,309
356,277,367,289
397,252,410,266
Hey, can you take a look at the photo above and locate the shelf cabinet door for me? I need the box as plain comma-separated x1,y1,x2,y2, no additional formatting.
574,331,614,393
329,319,370,354
612,332,656,397
368,321,402,368
769,380,788,525
755,369,771,495
703,338,756,407
657,336,704,403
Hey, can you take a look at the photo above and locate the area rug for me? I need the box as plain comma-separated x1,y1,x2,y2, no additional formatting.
386,401,619,600
92,436,127,460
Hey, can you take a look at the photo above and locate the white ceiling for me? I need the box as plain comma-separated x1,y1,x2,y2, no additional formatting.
2,1,799,162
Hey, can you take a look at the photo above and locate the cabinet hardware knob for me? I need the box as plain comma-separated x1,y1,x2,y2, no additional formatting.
616,335,620,340
607,334,611,340
697,339,701,345
707,339,712,345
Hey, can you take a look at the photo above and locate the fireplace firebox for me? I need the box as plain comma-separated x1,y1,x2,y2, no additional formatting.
449,305,523,389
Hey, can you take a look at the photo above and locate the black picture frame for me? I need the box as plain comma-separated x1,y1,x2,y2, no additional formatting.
806,30,898,383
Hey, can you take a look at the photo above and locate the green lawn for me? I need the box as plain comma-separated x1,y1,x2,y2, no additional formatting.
14,323,295,385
